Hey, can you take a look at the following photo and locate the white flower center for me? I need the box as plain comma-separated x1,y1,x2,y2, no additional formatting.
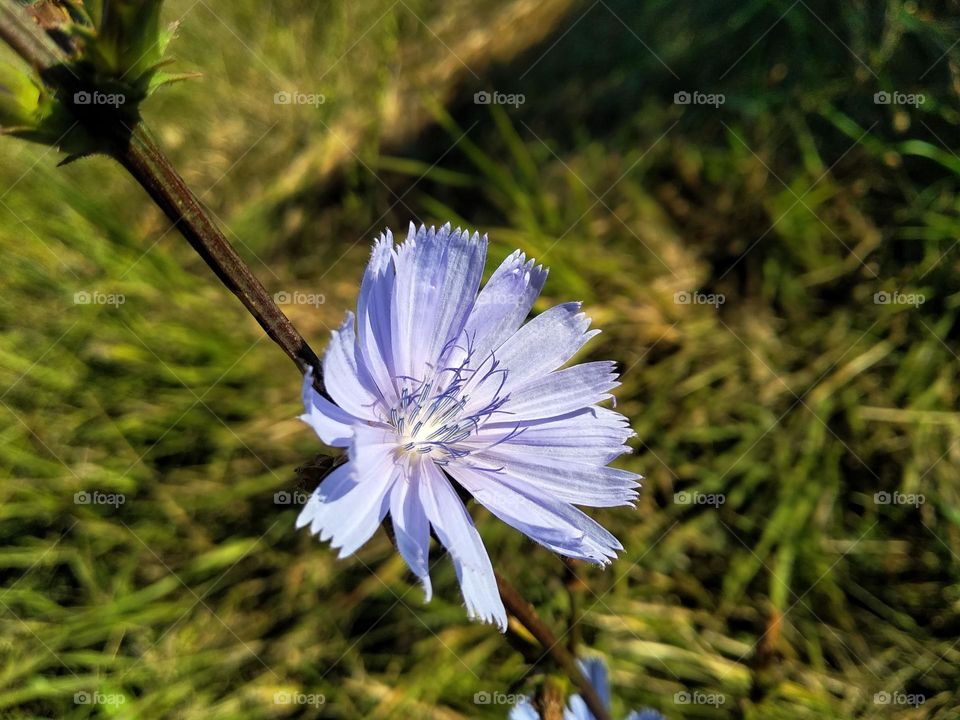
388,379,476,464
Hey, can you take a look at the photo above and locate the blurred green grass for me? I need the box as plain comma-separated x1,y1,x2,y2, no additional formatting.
1,0,960,718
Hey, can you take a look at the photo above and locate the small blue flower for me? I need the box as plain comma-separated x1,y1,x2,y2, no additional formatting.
297,223,640,630
510,657,664,720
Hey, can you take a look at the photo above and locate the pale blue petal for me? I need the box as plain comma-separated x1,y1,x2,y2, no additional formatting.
509,700,541,720
388,222,421,378
578,658,611,709
479,302,600,400
356,231,399,405
626,711,666,720
391,223,487,380
471,444,640,508
296,461,352,530
418,461,507,631
497,361,619,423
323,312,380,420
567,695,594,720
458,249,547,363
446,464,622,564
299,367,356,447
472,407,635,465
298,426,397,557
390,471,433,602
564,657,611,720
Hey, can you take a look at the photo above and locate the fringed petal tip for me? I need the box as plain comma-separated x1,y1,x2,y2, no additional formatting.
467,597,509,633
374,228,394,249
402,221,488,250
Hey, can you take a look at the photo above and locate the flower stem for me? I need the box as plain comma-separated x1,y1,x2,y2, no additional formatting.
113,122,323,384
497,573,611,720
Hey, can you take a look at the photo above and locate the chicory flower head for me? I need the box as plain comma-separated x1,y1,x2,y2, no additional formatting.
510,656,665,720
297,223,640,630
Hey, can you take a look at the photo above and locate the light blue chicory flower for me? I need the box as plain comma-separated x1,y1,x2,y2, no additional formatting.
297,223,640,630
510,657,665,720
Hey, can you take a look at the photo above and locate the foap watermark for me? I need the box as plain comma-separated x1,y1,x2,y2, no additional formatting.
273,290,325,307
74,691,126,706
474,90,525,108
74,290,125,307
273,691,325,707
873,91,925,108
674,690,725,707
674,290,725,308
73,90,126,108
874,691,925,708
674,90,725,108
873,491,924,508
274,91,325,108
873,290,924,307
674,491,725,508
274,490,309,506
74,490,125,508
474,691,524,706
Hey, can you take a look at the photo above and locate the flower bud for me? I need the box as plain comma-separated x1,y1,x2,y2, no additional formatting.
0,64,94,152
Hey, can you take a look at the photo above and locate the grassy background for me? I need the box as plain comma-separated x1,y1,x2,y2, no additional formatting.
1,0,960,717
